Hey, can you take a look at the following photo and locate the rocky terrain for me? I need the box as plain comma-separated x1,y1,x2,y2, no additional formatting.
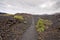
0,12,60,40
0,13,32,40
33,13,60,40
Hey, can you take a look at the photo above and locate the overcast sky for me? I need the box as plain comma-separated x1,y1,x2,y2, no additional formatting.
0,0,60,15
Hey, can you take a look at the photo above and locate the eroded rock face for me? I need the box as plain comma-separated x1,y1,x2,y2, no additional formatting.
0,16,27,40
0,16,17,40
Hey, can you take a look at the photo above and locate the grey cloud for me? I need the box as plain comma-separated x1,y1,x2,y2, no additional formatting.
0,0,60,14
54,0,60,9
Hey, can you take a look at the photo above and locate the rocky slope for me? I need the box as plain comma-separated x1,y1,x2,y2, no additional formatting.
33,13,60,40
0,13,32,40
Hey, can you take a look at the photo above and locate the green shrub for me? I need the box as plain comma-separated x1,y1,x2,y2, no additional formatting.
36,18,52,32
14,15,24,22
4,14,13,16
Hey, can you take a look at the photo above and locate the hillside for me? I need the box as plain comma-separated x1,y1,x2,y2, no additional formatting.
0,13,32,40
0,12,60,40
33,13,60,40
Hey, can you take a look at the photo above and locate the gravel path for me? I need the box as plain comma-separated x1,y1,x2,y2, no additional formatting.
21,17,38,40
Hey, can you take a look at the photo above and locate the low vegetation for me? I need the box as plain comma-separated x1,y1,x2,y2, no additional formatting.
14,15,24,20
14,15,24,23
36,18,52,32
3,13,14,16
36,18,53,40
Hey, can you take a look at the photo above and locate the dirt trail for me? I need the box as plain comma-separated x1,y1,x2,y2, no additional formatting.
21,17,38,40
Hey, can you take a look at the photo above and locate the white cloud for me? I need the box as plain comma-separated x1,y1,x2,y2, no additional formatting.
39,2,55,9
0,0,60,15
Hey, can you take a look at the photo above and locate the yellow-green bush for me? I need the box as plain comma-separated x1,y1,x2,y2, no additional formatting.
14,15,24,22
36,18,52,32
4,14,14,16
